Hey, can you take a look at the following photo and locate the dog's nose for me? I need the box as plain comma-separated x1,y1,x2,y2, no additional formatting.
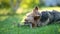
24,21,28,24
24,22,29,25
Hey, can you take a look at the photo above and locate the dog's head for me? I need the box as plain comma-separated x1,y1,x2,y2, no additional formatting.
24,6,41,25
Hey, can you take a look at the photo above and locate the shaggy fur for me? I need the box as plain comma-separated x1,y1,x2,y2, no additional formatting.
24,7,60,28
24,6,41,28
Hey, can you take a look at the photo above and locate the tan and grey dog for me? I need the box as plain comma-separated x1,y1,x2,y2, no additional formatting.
24,7,41,28
24,7,60,28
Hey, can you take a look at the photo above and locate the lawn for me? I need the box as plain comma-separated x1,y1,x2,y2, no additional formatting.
0,7,60,34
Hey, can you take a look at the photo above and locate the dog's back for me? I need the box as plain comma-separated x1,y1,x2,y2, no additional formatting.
39,10,60,26
51,10,60,22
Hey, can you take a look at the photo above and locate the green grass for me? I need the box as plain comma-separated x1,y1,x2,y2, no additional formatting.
19,24,60,34
0,7,60,34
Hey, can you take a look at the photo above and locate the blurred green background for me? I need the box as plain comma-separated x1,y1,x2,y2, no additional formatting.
0,0,60,34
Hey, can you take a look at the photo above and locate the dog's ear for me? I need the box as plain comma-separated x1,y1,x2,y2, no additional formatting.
33,6,38,12
34,6,38,10
33,6,39,16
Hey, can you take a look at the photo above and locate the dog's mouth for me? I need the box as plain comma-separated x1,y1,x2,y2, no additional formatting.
24,21,32,25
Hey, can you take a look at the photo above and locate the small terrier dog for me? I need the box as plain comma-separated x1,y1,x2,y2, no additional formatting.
24,7,60,28
24,6,41,28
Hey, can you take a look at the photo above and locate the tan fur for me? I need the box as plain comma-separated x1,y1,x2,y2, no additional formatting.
24,6,41,27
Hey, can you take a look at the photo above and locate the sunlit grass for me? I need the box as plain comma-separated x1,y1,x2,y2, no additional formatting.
16,7,60,14
0,16,9,21
16,8,23,14
0,7,60,34
41,7,60,11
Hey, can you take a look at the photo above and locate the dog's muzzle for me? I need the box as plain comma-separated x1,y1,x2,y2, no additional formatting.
24,21,32,25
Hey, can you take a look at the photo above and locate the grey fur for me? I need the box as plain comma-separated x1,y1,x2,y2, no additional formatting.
24,10,60,28
40,10,60,26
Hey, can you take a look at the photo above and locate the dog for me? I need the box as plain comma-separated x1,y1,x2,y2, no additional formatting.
24,6,41,28
24,7,60,28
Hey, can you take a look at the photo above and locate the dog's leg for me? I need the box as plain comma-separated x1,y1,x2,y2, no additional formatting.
34,23,37,27
29,23,32,28
37,20,41,27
